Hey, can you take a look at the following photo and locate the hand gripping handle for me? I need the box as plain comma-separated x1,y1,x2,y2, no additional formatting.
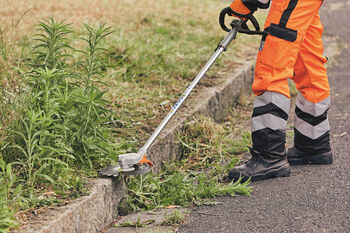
219,7,267,36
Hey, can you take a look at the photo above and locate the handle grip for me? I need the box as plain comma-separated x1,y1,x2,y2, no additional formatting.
219,7,233,32
219,7,267,36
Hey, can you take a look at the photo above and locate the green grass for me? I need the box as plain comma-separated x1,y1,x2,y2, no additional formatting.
0,0,266,228
124,112,253,212
115,213,156,228
104,9,264,151
161,210,186,226
0,159,20,232
0,19,116,230
125,165,252,212
178,115,251,170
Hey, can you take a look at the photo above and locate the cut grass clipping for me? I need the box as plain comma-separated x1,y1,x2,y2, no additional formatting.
124,115,252,212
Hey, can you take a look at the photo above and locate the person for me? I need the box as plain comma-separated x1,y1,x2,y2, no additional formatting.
227,0,333,182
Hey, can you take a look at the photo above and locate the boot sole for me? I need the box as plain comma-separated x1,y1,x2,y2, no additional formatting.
288,151,333,165
240,165,291,182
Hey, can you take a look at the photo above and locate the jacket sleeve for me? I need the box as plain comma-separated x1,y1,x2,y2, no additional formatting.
242,0,271,11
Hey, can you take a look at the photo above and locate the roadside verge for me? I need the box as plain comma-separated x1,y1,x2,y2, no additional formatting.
18,63,254,233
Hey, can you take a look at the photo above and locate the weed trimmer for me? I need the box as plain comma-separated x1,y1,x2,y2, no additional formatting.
99,8,267,177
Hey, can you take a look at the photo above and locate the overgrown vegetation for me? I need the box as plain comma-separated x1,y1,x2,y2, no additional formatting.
0,0,263,230
125,167,251,212
124,114,253,212
0,18,115,230
0,160,19,232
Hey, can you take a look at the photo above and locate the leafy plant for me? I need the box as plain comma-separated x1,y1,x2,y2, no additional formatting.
0,158,20,232
125,165,252,211
77,23,113,88
0,158,22,204
1,18,115,218
33,17,73,69
0,197,18,233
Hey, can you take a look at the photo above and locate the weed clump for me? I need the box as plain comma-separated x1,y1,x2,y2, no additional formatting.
0,18,115,229
124,115,252,212
161,210,186,226
125,165,251,212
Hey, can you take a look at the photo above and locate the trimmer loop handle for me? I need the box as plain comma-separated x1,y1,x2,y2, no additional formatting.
219,7,267,36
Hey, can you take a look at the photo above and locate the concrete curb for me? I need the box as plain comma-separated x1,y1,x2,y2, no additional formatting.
19,63,254,233
147,63,254,172
20,179,125,233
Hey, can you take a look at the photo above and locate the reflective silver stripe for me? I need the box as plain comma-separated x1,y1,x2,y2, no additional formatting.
259,40,265,51
295,115,330,139
253,91,290,115
258,0,270,3
296,94,330,117
252,114,287,132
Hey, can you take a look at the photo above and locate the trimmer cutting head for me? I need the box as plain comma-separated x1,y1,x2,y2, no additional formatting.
98,163,151,177
98,151,153,177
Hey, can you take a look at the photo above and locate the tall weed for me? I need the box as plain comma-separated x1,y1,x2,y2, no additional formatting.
33,18,73,70
1,18,115,217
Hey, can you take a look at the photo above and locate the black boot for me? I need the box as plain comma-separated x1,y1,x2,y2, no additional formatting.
287,147,333,165
290,93,333,165
228,150,291,182
231,91,292,182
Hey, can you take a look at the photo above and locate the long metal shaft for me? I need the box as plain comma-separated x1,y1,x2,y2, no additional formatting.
140,28,238,153
102,18,261,176
141,48,224,152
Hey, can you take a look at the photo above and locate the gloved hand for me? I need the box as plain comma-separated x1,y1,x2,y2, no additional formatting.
230,0,253,17
230,0,270,18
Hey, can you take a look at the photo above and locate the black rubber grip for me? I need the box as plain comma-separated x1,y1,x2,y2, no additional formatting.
219,7,232,32
219,7,267,36
247,14,260,32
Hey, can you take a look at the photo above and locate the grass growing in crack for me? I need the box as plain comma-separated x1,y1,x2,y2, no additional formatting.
161,210,186,226
115,213,156,228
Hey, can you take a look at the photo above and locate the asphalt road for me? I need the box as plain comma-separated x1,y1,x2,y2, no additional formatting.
179,1,350,232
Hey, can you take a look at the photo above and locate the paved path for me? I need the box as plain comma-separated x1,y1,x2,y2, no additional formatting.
179,1,350,232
